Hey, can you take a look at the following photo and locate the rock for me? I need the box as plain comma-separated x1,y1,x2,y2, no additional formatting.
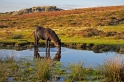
12,6,62,15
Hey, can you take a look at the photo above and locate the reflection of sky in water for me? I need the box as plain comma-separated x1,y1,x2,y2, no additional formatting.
0,47,124,66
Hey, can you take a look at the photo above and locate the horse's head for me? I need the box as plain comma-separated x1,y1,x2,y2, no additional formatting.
54,39,61,51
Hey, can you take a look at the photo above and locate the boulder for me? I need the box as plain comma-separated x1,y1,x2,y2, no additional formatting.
12,6,62,15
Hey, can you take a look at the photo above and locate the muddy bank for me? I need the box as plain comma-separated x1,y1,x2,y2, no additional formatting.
63,43,124,54
0,42,124,54
0,41,55,50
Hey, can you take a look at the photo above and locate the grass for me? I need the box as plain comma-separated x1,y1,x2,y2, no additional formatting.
61,36,124,45
98,56,124,82
0,25,124,46
97,25,124,32
34,59,52,81
0,54,51,81
0,53,124,81
66,62,89,81
0,61,9,81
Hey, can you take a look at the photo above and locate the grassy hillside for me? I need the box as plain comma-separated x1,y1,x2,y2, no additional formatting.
0,5,124,28
0,5,124,46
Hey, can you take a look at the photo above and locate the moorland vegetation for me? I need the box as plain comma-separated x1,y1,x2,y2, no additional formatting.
0,5,124,48
0,5,124,82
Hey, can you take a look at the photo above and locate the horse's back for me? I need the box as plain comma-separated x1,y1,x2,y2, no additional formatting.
46,28,59,39
35,26,44,32
35,26,60,41
35,26,46,39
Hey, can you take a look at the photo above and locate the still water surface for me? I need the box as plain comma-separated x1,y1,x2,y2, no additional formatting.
0,47,124,66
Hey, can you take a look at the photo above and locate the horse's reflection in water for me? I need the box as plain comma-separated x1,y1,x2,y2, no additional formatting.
34,48,61,81
34,47,61,61
53,51,61,61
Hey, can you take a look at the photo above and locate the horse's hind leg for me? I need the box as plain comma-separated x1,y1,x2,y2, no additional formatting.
34,32,37,47
34,46,40,58
34,33,37,57
34,33,40,58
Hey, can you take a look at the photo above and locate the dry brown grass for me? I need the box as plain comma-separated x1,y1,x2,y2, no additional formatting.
99,56,124,82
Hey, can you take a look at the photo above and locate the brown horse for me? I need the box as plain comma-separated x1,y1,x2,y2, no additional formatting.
34,26,61,57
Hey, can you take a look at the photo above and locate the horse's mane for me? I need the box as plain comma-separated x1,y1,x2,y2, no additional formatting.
46,28,61,45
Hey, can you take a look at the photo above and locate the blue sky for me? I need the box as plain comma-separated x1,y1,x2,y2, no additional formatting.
0,0,123,12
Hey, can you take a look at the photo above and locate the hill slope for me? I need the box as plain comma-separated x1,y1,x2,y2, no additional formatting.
0,5,124,28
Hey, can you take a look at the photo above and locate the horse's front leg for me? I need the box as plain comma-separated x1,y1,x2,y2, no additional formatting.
46,39,48,57
48,41,51,53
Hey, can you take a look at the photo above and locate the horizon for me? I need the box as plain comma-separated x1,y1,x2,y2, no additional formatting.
1,5,124,13
0,0,124,12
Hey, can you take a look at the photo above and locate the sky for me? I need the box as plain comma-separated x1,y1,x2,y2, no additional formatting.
0,0,124,12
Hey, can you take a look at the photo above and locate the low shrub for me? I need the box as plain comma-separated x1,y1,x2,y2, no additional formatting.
77,28,103,37
67,62,87,81
34,59,52,81
0,62,9,82
114,31,124,39
12,34,23,39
